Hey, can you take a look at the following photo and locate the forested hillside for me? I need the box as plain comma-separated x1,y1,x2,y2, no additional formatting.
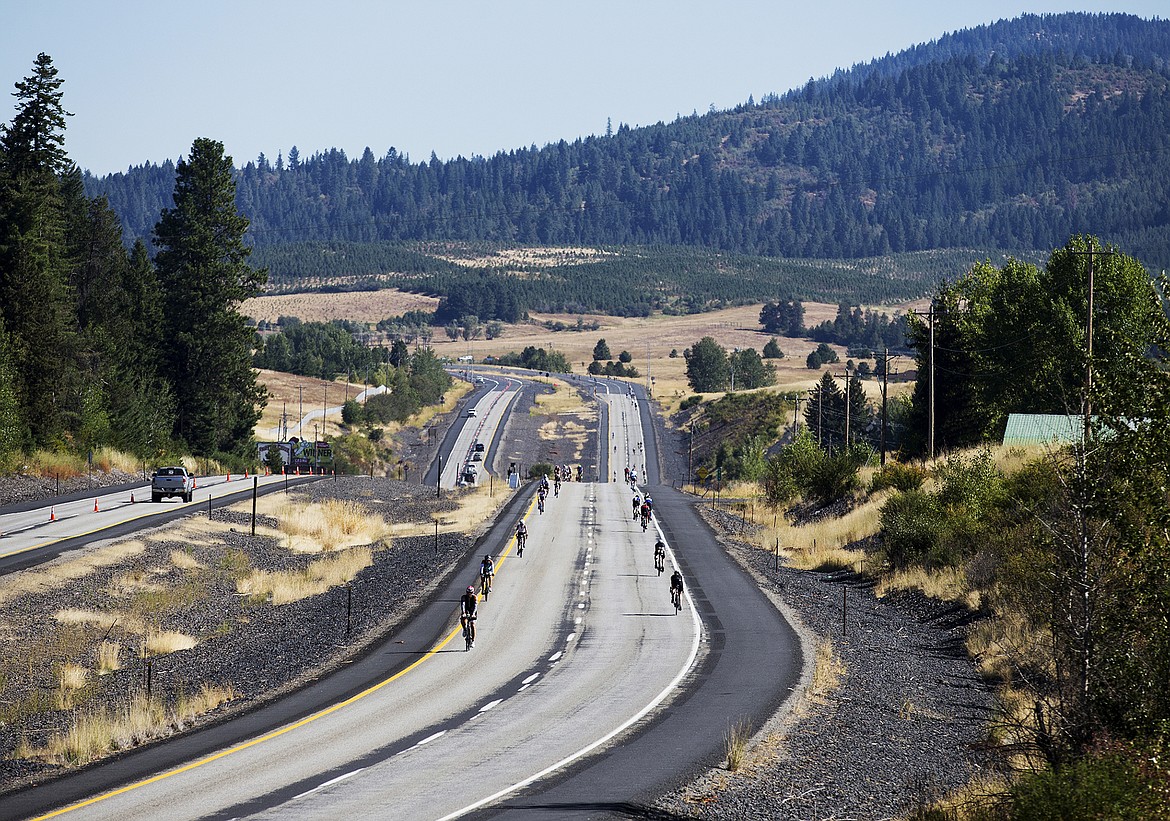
86,13,1170,269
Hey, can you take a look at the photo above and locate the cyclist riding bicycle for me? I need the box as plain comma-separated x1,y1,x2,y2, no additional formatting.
480,554,495,594
654,539,666,575
460,585,478,648
670,569,684,612
643,495,653,514
515,521,528,555
632,493,641,520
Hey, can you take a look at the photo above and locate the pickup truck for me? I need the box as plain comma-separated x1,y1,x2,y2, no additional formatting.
151,466,195,503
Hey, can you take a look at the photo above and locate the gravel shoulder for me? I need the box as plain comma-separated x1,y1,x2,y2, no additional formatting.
655,505,994,820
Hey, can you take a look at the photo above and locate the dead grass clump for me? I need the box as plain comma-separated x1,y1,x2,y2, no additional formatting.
28,686,236,765
808,638,846,703
0,542,146,607
277,499,386,552
724,718,753,771
55,609,144,635
966,606,1047,684
145,630,197,655
875,565,981,610
237,547,373,605
55,663,89,709
170,550,202,570
95,641,121,674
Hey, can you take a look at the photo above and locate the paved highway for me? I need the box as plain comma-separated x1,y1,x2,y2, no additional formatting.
23,454,701,818
0,472,308,569
6,377,805,821
438,376,521,488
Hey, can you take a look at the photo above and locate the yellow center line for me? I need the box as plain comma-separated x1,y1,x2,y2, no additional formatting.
31,490,538,820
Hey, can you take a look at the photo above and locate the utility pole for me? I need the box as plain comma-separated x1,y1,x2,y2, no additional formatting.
909,304,937,460
793,395,802,437
879,348,891,466
298,386,303,437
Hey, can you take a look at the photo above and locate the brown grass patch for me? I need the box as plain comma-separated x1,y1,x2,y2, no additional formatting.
875,565,981,610
0,542,146,607
23,686,236,765
275,498,387,552
55,663,89,710
808,638,846,703
236,547,373,605
241,289,439,325
145,630,197,655
170,550,202,570
95,641,122,674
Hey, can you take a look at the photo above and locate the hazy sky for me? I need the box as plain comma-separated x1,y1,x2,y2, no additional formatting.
2,1,1165,175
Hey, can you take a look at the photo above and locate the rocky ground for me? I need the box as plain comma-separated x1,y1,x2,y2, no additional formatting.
0,477,481,794
655,506,994,821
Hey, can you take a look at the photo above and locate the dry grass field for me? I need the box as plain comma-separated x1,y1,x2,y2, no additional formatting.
241,289,439,325
447,299,920,414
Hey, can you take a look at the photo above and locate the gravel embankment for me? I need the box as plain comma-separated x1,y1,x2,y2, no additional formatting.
655,506,994,820
0,477,487,794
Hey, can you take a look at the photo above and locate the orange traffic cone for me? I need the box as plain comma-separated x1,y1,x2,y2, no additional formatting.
50,506,56,521
192,476,197,489
130,492,135,504
227,472,231,482
94,498,100,513
244,469,249,479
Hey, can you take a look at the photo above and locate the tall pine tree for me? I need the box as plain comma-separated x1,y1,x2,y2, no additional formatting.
0,53,78,447
153,138,266,456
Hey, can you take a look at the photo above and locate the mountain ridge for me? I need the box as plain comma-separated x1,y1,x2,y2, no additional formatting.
85,12,1170,268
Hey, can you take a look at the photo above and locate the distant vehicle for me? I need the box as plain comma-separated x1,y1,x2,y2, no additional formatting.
472,452,483,461
462,464,479,484
474,377,485,385
466,408,478,417
151,466,194,503
473,442,486,453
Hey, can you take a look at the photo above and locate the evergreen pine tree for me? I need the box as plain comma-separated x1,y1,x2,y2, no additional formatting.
153,138,267,455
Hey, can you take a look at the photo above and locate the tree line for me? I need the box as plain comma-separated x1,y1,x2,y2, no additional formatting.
86,14,1170,271
0,55,265,463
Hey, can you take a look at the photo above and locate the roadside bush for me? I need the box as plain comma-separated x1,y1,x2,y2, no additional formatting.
341,400,362,425
528,462,554,479
1007,741,1168,819
679,395,703,411
880,490,947,568
807,451,861,506
869,461,927,493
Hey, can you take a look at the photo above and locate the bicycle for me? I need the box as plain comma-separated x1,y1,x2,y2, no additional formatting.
462,615,476,650
671,587,682,613
517,532,526,557
641,513,649,532
481,570,492,599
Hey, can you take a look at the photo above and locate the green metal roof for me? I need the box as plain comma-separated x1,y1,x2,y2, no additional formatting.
1002,413,1083,446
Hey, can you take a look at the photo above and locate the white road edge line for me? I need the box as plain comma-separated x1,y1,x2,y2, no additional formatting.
435,518,702,821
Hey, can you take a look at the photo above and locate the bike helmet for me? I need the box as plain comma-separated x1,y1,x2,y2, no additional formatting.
483,554,492,561
467,585,475,593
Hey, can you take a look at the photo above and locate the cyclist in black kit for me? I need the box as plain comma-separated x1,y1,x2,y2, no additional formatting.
669,570,684,612
460,585,478,648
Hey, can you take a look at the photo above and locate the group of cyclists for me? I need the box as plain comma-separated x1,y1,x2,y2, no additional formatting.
459,459,688,651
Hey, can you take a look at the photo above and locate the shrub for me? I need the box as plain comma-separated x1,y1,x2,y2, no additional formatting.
880,490,946,568
1009,742,1168,819
807,451,861,506
679,395,703,411
869,461,928,493
528,462,555,479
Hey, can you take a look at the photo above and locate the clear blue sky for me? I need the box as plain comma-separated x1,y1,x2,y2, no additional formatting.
2,1,1165,175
